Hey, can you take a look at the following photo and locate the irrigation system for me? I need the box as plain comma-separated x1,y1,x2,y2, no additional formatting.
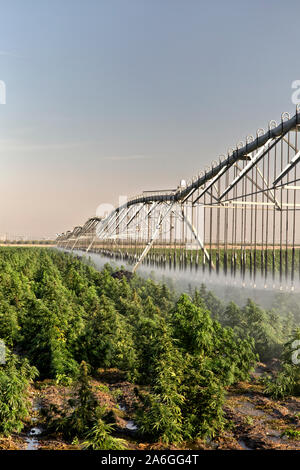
57,108,300,289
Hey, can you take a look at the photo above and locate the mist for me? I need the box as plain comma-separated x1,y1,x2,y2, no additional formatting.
55,248,300,310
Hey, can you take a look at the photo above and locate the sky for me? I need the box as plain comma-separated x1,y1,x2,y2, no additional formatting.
0,0,300,238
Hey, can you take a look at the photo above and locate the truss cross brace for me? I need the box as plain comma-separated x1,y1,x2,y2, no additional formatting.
132,203,174,273
180,208,214,268
273,149,300,186
218,139,274,201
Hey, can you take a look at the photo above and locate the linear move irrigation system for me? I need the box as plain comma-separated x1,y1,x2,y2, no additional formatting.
57,108,300,289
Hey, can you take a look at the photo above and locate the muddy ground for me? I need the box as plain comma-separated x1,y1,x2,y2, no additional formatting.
1,365,299,451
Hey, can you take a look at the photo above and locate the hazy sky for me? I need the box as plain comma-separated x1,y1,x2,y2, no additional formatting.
0,0,300,237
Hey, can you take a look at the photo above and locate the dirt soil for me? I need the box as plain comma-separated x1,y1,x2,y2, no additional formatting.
1,365,299,451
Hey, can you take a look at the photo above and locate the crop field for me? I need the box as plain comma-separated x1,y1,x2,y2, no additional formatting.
0,247,299,450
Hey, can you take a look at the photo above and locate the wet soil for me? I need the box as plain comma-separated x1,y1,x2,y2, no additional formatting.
1,366,299,450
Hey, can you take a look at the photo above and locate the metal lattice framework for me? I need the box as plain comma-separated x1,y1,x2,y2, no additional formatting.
57,108,300,288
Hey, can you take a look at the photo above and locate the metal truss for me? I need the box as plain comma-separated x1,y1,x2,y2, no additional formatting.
57,108,300,288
